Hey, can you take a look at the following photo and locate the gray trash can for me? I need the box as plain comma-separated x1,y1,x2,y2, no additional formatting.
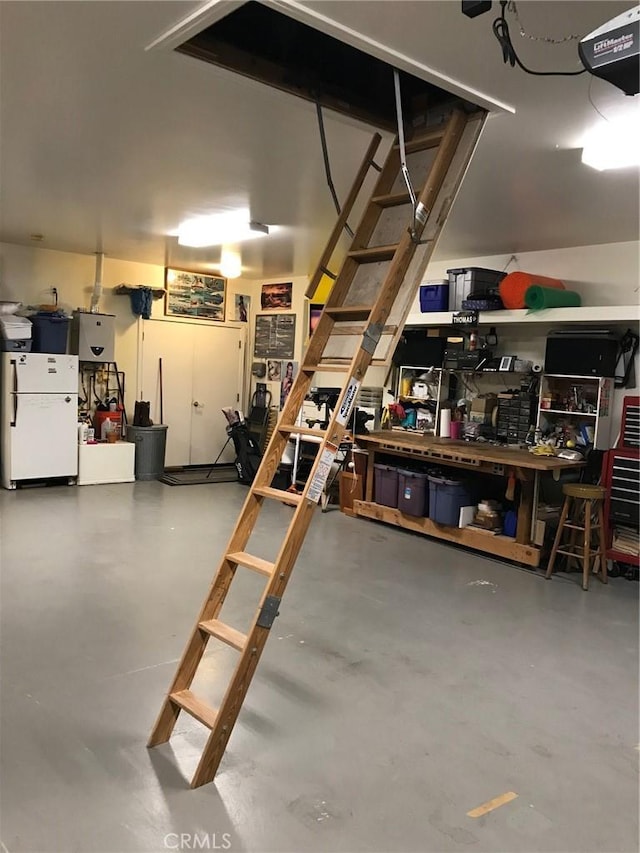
126,425,168,480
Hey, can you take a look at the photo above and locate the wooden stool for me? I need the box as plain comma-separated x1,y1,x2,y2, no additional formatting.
545,484,608,591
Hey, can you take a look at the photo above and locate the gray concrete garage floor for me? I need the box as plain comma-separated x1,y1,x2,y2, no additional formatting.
1,481,638,853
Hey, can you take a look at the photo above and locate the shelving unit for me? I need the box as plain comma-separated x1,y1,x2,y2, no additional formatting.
536,374,613,450
405,304,640,328
543,408,597,417
396,365,447,433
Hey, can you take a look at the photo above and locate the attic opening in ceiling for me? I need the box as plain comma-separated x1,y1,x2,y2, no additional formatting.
177,1,479,131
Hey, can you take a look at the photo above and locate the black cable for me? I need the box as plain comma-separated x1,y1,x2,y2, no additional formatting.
587,74,609,122
493,1,586,77
315,101,354,239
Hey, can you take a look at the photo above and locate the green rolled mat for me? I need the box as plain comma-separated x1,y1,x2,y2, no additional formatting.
525,285,582,310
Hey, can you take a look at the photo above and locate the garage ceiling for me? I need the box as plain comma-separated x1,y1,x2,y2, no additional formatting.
0,0,637,278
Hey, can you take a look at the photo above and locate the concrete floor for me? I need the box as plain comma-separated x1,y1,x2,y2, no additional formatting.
0,481,638,853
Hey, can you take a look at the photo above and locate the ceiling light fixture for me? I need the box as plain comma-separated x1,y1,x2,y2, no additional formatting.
177,210,269,247
219,248,242,279
581,113,640,171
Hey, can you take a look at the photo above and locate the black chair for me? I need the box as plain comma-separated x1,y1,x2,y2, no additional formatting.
246,387,272,452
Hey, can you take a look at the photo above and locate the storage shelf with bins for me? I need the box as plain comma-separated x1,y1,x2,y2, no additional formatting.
404,304,640,328
396,366,447,434
536,374,612,450
396,364,536,436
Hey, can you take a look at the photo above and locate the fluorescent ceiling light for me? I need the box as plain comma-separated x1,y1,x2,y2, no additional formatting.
581,114,640,171
178,210,269,247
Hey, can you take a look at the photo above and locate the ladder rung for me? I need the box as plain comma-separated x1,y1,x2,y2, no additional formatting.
252,485,302,506
302,363,351,373
563,523,601,530
348,244,398,263
371,191,412,208
325,305,373,321
556,548,601,559
394,127,444,153
226,550,275,577
330,323,398,337
199,618,247,651
170,689,218,729
278,424,327,438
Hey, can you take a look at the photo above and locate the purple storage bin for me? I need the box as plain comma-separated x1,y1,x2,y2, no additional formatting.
397,469,428,516
374,464,399,508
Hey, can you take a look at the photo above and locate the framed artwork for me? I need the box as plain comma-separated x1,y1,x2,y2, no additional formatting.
309,303,323,339
254,313,296,359
165,268,226,321
261,281,292,311
267,359,282,382
235,293,250,322
280,360,298,409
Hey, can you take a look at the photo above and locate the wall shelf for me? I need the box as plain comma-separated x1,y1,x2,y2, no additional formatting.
113,284,165,299
541,408,597,417
406,305,640,328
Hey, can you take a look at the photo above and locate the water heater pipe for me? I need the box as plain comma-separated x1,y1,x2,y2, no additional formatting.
90,252,104,313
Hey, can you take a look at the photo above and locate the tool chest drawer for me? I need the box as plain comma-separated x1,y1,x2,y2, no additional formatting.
609,453,640,527
620,397,640,449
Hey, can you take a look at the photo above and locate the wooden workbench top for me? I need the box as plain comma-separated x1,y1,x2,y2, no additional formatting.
356,431,585,472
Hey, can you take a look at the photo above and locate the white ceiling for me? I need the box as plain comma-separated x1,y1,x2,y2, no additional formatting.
0,0,638,279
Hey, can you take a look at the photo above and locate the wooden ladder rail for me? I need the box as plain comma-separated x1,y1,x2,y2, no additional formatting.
148,108,470,788
305,132,383,300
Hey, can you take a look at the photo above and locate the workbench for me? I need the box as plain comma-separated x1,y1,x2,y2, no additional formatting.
354,431,585,567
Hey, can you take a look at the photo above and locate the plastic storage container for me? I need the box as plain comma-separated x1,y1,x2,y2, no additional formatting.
428,474,474,526
446,268,506,310
374,463,399,508
0,315,32,352
419,281,449,312
30,313,70,354
94,410,123,440
126,424,168,480
397,469,428,516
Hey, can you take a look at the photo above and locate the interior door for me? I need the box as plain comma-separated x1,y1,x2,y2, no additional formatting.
140,320,245,467
140,321,194,467
190,325,245,465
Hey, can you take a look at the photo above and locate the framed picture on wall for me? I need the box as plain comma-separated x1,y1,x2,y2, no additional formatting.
309,303,323,340
165,268,226,321
261,282,292,311
254,313,296,359
234,294,250,322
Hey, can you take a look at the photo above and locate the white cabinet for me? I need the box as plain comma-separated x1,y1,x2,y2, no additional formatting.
536,374,613,450
140,320,245,467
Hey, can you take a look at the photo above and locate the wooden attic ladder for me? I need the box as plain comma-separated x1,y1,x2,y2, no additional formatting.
148,105,486,787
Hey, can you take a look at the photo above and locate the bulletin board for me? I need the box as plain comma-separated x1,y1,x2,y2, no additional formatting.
254,313,296,359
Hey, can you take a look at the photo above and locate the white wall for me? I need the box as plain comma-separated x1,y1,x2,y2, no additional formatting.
423,240,640,307
0,242,253,413
2,238,638,435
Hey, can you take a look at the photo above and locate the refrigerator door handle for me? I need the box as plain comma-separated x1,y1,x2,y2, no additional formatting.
10,360,18,427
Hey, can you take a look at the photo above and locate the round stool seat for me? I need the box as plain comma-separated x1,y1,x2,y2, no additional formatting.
562,483,605,500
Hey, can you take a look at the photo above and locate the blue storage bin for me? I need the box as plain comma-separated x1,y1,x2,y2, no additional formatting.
30,312,69,354
419,281,449,313
428,474,474,526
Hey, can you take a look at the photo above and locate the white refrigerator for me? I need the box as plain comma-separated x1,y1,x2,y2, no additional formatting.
1,352,79,489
